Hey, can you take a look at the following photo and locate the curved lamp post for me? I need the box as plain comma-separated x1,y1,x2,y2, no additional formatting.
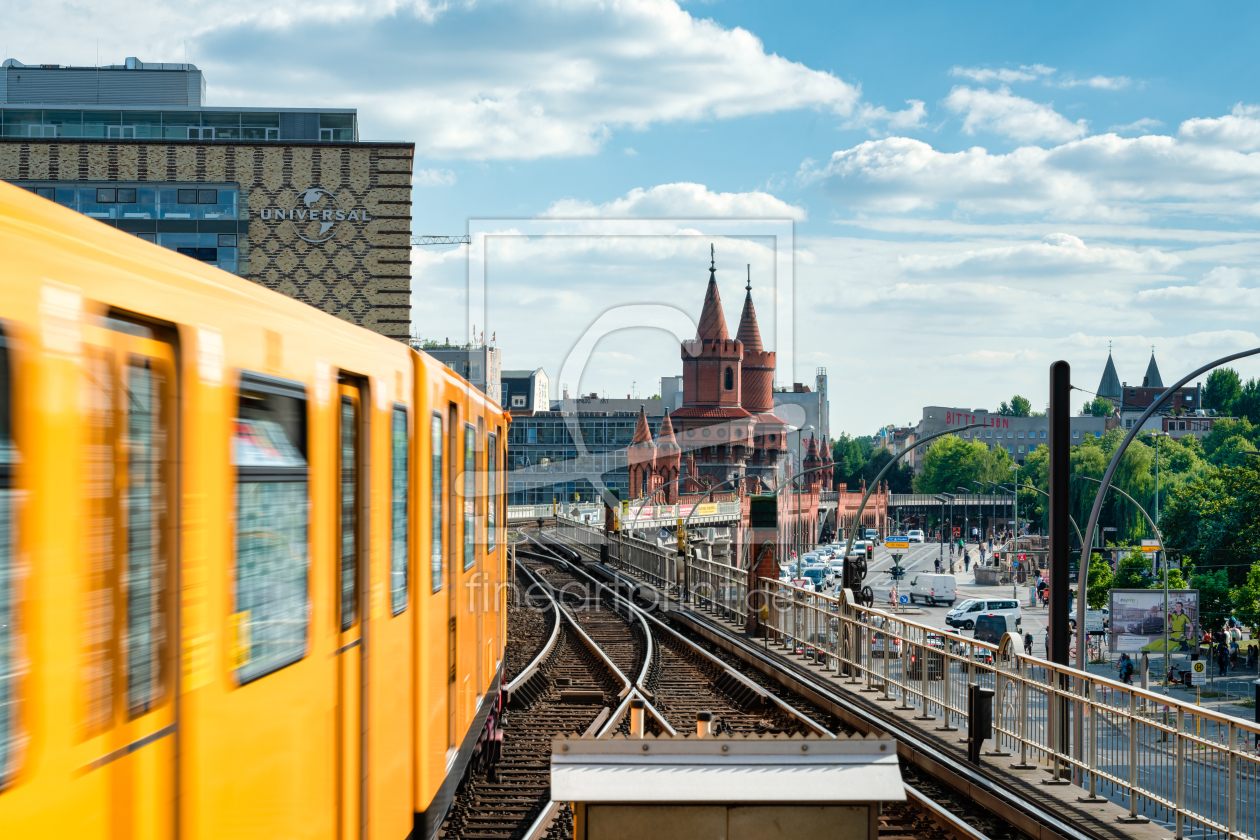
840,424,985,570
971,480,988,543
1074,345,1260,671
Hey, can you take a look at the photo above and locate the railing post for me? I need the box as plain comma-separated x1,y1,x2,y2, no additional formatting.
936,645,957,731
1013,659,1031,767
1227,720,1236,839
1175,706,1184,839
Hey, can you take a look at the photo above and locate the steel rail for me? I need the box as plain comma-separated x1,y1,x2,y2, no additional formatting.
902,783,993,840
504,563,562,699
534,532,837,739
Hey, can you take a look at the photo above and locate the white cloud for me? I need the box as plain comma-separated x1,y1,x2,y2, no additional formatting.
624,147,639,156
799,119,1260,221
944,86,1088,143
413,168,457,186
5,0,860,160
1137,266,1260,311
541,182,806,220
1053,74,1131,90
950,64,1055,84
842,100,927,136
899,233,1182,275
1178,104,1260,151
1109,118,1164,134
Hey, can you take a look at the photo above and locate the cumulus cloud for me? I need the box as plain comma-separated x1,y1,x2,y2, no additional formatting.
413,168,457,186
899,233,1182,275
950,64,1055,84
843,100,927,136
6,0,861,160
944,86,1088,143
798,118,1260,221
541,182,806,220
1137,266,1260,310
1178,104,1260,151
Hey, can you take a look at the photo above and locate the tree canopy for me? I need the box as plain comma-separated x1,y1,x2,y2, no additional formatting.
1081,396,1113,417
831,434,914,494
912,434,1015,494
1204,368,1243,415
998,395,1032,417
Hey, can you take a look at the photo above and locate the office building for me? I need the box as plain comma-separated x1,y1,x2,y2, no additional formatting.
421,344,502,404
1,56,413,339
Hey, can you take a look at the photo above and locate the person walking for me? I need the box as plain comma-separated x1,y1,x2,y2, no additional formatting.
963,550,971,573
1024,631,1033,656
934,556,941,574
1217,641,1230,676
1118,653,1135,685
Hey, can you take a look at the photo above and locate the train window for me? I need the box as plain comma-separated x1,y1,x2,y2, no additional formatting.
339,397,358,631
233,374,310,683
0,328,19,786
463,425,475,570
486,432,497,552
124,359,170,715
431,413,443,593
390,406,408,615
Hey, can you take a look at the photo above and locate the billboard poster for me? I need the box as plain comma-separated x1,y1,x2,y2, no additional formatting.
1108,589,1198,653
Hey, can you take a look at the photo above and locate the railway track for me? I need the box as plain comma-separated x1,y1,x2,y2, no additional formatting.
537,526,1044,840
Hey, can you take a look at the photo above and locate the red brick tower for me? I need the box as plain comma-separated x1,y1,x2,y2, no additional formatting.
627,405,657,499
803,435,824,491
735,265,787,486
670,247,756,486
654,411,681,503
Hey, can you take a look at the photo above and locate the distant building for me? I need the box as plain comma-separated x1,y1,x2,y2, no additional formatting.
421,344,501,405
660,375,684,412
501,368,548,411
916,406,1106,467
551,395,664,415
773,369,830,455
875,425,921,471
1098,349,1209,436
507,410,658,504
0,56,413,340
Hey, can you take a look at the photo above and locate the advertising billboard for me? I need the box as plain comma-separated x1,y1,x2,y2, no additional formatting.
1108,589,1198,653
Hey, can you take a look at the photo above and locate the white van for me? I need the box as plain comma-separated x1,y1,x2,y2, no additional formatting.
907,573,956,606
946,598,1022,630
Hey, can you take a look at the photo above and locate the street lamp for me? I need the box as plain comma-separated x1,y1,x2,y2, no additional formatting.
956,487,971,550
971,480,988,545
939,492,957,573
1008,463,1020,555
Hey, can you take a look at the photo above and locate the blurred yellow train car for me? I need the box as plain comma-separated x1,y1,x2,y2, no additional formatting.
0,181,507,839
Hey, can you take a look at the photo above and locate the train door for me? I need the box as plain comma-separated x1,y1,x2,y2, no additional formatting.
474,418,484,699
336,383,366,840
446,404,459,754
81,314,178,840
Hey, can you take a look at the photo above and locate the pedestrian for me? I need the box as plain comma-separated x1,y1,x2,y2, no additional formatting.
934,557,941,574
949,542,955,558
1118,653,1135,685
1217,642,1229,676
964,551,971,572
1024,631,1033,656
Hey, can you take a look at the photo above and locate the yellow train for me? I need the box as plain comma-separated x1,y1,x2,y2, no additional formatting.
0,181,507,839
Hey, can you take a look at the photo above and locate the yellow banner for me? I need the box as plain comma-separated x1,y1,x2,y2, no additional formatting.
696,503,718,516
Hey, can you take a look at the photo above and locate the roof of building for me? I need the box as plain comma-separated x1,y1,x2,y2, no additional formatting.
1143,352,1164,388
1098,352,1122,402
631,406,655,446
501,369,542,379
656,412,679,451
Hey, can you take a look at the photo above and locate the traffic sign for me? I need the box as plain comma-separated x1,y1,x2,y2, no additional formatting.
899,595,909,604
886,538,910,549
1141,539,1160,554
1191,660,1206,686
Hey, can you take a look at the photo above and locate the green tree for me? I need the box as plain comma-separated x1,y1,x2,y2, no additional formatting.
998,395,1032,417
1114,553,1154,589
1203,417,1255,460
1082,396,1113,417
1235,378,1260,425
1231,560,1260,630
1086,553,1115,609
832,433,874,490
1204,368,1242,415
913,435,1013,494
860,449,915,493
1160,465,1260,588
1191,569,1234,631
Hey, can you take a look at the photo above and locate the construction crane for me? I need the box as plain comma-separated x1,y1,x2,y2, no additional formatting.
412,235,470,246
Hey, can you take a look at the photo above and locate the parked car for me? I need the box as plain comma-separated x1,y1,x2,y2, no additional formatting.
801,567,831,591
907,573,957,606
865,528,880,544
907,529,925,543
946,598,1022,630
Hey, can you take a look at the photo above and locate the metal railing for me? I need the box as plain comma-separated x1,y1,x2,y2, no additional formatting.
759,578,1260,840
687,556,749,626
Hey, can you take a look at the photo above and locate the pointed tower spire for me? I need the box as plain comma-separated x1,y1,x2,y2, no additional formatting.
736,265,764,353
1143,349,1163,389
1097,347,1122,403
696,247,730,341
631,404,653,445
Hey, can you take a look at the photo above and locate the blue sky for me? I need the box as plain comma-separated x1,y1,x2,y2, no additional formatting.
9,0,1260,434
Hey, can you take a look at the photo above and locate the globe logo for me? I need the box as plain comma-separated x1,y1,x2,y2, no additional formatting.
290,187,343,244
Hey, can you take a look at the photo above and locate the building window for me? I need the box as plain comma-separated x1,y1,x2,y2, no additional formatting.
985,430,992,438
1018,446,1024,453
724,367,734,390
1040,431,1046,438
1017,431,1025,439
511,395,526,408
1073,430,1079,438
